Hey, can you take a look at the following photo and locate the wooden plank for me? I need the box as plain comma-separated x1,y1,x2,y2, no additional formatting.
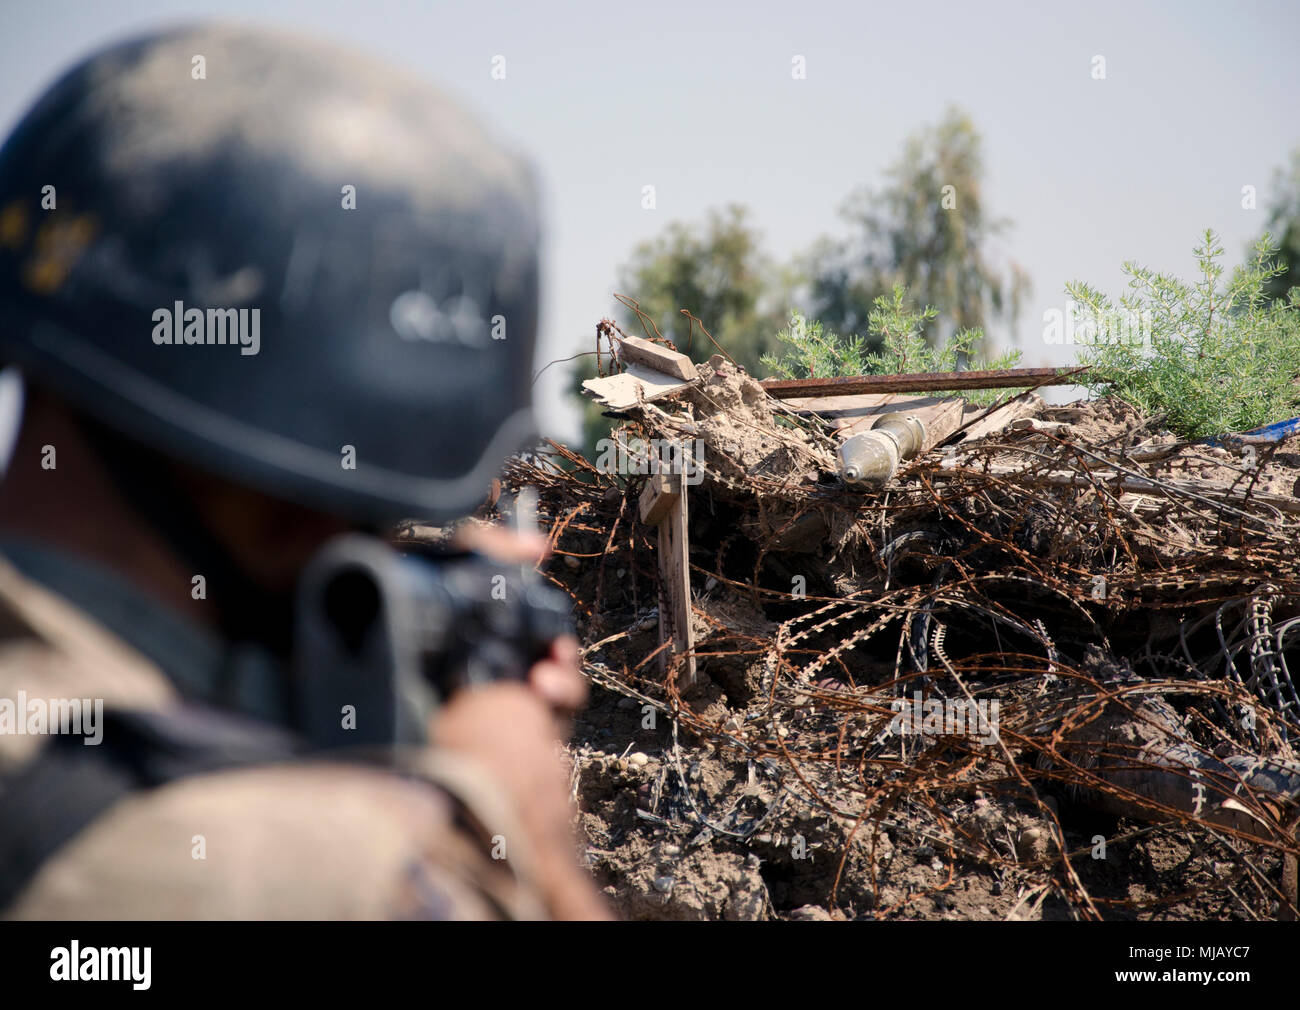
617,335,698,381
913,397,966,450
782,392,919,417
657,484,696,687
783,393,971,448
640,471,695,688
789,393,964,423
837,398,969,484
835,396,965,441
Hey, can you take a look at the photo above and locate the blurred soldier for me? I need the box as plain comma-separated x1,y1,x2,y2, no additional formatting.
0,25,607,919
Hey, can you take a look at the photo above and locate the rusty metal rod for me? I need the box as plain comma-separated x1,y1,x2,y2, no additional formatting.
760,367,1087,399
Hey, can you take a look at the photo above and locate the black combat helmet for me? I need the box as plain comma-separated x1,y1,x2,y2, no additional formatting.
0,25,540,524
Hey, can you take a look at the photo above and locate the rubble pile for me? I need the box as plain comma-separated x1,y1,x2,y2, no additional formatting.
504,356,1300,920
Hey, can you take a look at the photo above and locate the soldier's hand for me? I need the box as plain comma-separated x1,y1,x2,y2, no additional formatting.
433,681,611,920
452,522,588,715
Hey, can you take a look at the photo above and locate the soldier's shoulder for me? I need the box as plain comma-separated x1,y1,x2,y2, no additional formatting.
6,759,540,920
0,555,174,771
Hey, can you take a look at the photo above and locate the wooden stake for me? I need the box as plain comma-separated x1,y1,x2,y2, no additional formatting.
638,472,696,688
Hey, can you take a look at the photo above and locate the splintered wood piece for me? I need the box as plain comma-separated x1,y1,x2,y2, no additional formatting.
638,472,695,688
913,397,966,450
658,484,696,687
617,335,698,381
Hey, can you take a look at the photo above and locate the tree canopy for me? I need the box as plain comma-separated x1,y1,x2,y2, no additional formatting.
805,107,1028,349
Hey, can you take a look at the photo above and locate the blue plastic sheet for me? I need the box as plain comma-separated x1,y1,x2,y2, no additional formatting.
1201,415,1300,448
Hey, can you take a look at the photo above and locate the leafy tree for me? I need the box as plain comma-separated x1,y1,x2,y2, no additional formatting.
612,204,787,373
572,205,788,459
572,111,1031,459
1261,148,1300,303
806,107,1028,351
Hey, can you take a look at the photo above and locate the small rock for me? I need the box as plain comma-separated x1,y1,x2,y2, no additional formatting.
789,904,833,922
724,860,770,921
1016,826,1050,862
652,875,675,894
969,797,1005,838
563,554,581,570
930,857,944,872
628,752,649,768
616,696,637,710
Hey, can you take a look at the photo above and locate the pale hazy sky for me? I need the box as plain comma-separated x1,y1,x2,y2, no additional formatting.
3,0,1298,438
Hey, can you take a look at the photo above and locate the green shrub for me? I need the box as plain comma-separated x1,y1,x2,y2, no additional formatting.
1068,231,1300,439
